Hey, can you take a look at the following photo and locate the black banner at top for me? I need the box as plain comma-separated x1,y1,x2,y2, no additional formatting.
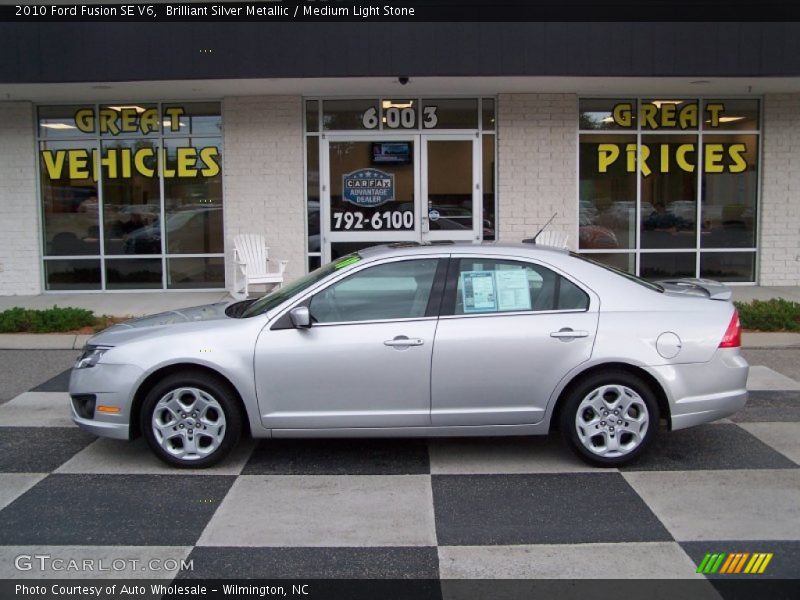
4,0,800,22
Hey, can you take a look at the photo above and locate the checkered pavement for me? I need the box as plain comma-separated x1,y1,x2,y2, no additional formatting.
0,365,798,583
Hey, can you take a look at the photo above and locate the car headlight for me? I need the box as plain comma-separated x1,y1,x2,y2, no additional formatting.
75,345,112,369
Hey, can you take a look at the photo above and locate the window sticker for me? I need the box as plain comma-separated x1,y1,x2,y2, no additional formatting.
461,271,497,313
496,269,532,312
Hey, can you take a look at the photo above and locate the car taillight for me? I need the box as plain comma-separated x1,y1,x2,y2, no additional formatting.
719,309,742,348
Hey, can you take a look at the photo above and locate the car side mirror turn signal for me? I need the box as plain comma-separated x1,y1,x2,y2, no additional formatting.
289,306,312,329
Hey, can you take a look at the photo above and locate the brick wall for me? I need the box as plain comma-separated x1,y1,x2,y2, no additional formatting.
760,94,800,286
222,96,306,288
496,94,578,246
0,102,40,296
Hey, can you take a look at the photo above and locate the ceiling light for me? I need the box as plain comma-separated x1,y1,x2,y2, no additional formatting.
41,123,76,130
690,80,711,85
718,116,746,123
107,105,146,113
601,116,615,123
162,120,187,127
382,100,414,109
91,85,113,90
651,100,683,108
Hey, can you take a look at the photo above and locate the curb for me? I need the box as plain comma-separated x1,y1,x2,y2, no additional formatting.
0,334,92,350
0,332,798,351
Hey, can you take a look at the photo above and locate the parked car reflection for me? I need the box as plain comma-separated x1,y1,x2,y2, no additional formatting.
123,206,223,254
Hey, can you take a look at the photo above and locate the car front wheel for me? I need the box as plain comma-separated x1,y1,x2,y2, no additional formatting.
141,371,242,468
560,370,659,467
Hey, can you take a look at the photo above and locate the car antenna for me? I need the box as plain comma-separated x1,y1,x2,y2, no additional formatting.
523,213,557,244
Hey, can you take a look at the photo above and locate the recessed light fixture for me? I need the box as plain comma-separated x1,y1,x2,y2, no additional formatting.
651,100,683,108
382,100,414,109
107,105,146,113
601,116,615,123
690,80,711,85
91,85,113,90
41,123,76,130
706,116,746,123
162,120,187,128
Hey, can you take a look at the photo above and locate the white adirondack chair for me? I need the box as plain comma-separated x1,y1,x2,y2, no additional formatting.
231,234,288,299
534,230,570,249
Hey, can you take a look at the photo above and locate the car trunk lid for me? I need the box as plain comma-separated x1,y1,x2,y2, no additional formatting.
656,278,732,301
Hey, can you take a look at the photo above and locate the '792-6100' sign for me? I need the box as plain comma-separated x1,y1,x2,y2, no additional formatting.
334,168,413,231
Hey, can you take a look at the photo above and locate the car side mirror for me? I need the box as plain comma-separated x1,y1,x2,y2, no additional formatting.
289,306,312,329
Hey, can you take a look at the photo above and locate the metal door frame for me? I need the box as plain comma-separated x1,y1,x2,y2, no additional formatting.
321,132,482,262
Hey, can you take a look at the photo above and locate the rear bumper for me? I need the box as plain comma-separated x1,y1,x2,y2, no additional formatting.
649,348,749,430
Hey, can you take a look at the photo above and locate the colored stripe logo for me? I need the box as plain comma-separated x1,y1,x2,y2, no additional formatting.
696,552,773,574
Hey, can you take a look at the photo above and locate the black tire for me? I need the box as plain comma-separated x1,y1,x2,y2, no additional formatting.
559,370,659,467
141,370,243,468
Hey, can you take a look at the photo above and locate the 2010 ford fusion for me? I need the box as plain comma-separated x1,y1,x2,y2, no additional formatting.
70,242,748,468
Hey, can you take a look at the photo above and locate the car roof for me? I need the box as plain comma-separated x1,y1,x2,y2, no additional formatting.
356,241,569,261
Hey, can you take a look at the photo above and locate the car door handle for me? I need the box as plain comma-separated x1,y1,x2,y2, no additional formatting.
384,337,424,347
550,328,589,339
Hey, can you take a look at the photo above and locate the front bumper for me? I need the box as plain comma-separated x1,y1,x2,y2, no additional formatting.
650,348,749,430
69,362,144,440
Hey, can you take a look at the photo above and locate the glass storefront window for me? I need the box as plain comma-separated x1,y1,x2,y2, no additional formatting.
40,140,100,257
579,134,637,250
482,98,495,130
307,136,320,253
640,135,698,249
305,100,319,132
168,257,225,289
579,97,759,282
421,98,478,129
579,98,636,131
482,134,495,241
323,99,380,131
701,134,758,248
44,260,101,291
38,102,224,291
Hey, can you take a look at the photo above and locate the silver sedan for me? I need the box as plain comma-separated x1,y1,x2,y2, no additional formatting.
69,242,748,468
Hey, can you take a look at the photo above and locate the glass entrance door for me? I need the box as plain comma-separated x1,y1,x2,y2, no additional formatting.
322,134,480,261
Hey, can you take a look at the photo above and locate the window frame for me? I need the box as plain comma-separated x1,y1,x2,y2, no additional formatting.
438,254,592,319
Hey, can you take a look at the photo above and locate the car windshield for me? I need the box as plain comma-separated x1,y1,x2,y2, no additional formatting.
570,252,664,293
240,253,362,318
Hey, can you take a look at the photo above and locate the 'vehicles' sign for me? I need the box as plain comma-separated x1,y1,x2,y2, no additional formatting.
39,106,221,180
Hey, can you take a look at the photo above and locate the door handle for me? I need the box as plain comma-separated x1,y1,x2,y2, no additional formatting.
550,328,589,339
384,337,424,347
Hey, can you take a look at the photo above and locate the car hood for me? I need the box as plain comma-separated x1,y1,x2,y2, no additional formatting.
103,302,233,332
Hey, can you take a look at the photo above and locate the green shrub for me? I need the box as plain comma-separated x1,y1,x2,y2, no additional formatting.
734,299,800,332
0,306,96,333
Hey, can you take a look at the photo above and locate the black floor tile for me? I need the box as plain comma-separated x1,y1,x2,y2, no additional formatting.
622,424,798,471
0,427,95,472
680,540,800,579
180,546,440,579
432,472,672,545
0,474,235,545
243,439,430,475
31,368,71,392
730,391,800,423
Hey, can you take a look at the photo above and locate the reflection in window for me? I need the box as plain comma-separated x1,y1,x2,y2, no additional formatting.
482,135,495,240
323,99,379,131
168,257,225,289
101,139,160,255
105,258,162,290
310,259,438,323
44,260,101,291
700,252,755,282
40,140,99,257
640,135,698,249
579,98,636,131
701,135,758,249
578,252,635,275
579,135,636,250
307,136,320,252
163,137,223,254
640,253,696,280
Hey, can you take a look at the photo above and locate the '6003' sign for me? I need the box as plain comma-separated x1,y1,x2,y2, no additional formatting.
362,105,438,129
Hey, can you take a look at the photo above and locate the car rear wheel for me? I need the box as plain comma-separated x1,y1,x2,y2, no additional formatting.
560,370,659,467
141,371,242,468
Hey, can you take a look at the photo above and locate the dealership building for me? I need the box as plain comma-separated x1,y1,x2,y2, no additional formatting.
0,21,799,295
